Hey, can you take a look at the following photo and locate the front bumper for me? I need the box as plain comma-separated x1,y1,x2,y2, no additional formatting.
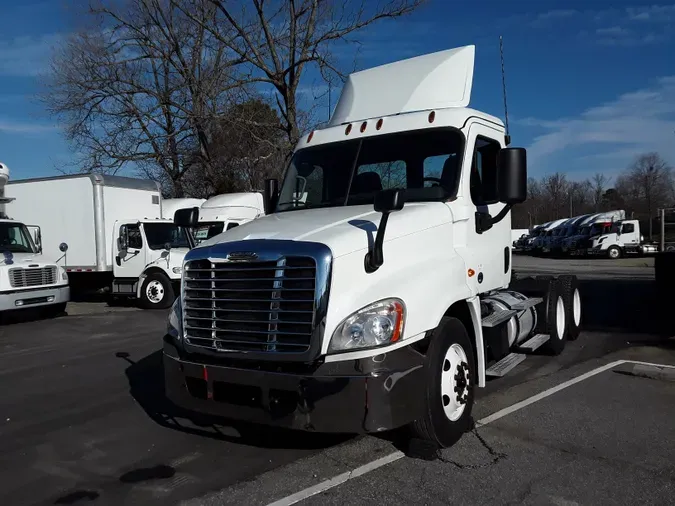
163,337,426,433
587,247,605,256
0,284,69,311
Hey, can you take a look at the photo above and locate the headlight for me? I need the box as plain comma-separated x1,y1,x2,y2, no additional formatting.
172,266,182,274
61,270,68,281
328,298,405,353
167,296,182,339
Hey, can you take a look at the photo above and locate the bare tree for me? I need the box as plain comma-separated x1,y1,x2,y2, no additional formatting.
184,98,288,196
42,0,243,196
541,172,569,220
590,173,611,212
618,152,673,239
177,0,426,149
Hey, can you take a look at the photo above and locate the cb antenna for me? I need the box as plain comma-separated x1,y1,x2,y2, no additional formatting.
499,35,511,146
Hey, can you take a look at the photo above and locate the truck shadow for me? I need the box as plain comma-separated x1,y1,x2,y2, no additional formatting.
118,350,351,450
576,278,667,335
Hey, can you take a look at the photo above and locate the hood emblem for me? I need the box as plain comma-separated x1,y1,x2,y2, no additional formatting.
226,251,258,262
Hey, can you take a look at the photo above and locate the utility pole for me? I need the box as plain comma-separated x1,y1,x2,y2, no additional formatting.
661,208,665,252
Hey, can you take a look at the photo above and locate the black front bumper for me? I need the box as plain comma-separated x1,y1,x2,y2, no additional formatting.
163,336,426,434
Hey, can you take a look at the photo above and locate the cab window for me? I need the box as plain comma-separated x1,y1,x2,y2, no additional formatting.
470,136,501,205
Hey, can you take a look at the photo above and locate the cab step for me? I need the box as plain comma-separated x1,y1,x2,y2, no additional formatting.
510,297,543,311
515,333,550,352
482,308,517,328
485,352,526,377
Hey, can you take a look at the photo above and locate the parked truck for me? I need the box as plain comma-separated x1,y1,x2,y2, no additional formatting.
192,192,265,244
6,174,193,309
587,218,655,258
0,163,70,316
165,45,583,449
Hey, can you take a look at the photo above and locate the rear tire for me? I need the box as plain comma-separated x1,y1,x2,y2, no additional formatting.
139,272,174,310
537,279,567,355
410,317,475,448
557,275,581,341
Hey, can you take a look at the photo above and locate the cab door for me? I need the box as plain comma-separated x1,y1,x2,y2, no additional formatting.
462,121,511,293
113,221,146,279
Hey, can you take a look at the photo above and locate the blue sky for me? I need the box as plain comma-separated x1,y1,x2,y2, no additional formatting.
0,0,674,185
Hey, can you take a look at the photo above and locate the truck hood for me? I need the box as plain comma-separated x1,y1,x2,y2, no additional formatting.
197,203,452,258
592,233,617,246
0,251,55,267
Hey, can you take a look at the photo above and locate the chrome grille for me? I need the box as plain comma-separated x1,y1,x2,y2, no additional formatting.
182,256,317,353
9,266,57,288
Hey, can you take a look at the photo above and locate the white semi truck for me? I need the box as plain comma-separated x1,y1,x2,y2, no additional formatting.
0,163,70,316
192,192,265,244
6,174,194,309
165,46,583,449
587,219,658,258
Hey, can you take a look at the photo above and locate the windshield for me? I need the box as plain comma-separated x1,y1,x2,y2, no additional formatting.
590,223,610,236
276,128,464,212
143,223,190,250
0,222,37,253
192,222,225,244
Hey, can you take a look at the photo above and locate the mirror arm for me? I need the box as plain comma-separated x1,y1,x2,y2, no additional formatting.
475,204,513,234
364,211,390,273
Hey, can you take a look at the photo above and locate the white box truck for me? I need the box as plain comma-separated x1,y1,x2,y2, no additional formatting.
6,174,193,309
166,45,584,449
0,163,69,316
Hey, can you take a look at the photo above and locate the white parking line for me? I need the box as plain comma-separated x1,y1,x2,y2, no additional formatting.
265,359,675,506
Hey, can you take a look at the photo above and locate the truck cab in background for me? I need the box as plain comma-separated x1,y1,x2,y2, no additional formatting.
167,46,584,450
192,192,265,244
0,163,69,317
112,218,192,308
588,219,646,258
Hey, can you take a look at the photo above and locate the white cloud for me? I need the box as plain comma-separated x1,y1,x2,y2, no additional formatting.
0,118,57,134
516,76,675,171
0,33,62,77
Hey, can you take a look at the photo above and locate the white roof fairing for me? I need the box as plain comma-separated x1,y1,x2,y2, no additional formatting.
328,45,476,126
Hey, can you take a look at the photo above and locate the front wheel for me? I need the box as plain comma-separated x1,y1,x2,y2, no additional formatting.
139,272,175,309
410,316,475,448
607,246,622,259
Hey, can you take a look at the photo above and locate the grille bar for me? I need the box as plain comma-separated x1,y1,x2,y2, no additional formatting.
9,266,58,288
182,256,317,354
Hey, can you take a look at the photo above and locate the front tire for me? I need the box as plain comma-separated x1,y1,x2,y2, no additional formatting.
608,246,622,259
411,316,475,448
139,272,174,309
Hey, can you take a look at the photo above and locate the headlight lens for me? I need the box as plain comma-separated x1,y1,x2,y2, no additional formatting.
328,298,405,353
61,270,68,281
172,266,182,274
167,296,182,339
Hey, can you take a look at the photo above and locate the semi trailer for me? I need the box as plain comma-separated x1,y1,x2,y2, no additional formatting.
6,174,193,309
164,45,583,449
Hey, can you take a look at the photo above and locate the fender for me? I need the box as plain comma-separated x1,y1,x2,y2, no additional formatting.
466,296,486,387
136,266,172,299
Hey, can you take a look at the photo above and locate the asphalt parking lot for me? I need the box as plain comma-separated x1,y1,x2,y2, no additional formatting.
0,255,673,506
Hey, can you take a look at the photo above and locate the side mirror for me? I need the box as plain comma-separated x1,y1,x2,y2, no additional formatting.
264,178,279,214
365,189,405,273
497,147,527,205
59,242,69,253
118,227,128,250
174,207,199,228
374,188,405,213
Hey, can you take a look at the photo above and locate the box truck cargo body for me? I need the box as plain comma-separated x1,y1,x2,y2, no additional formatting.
6,174,191,309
